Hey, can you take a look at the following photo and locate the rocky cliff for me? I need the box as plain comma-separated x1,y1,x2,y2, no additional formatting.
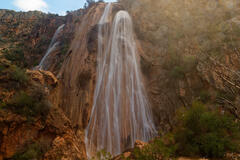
120,0,240,132
0,59,87,160
51,3,123,129
0,3,123,159
0,0,240,159
0,105,86,160
0,10,65,68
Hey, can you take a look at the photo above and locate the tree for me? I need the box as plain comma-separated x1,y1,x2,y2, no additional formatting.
84,0,95,9
86,0,95,5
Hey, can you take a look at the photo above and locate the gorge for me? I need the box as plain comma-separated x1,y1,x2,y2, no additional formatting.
0,0,240,160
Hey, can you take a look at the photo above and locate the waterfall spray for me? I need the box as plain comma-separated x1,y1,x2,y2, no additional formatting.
85,4,156,158
37,24,65,70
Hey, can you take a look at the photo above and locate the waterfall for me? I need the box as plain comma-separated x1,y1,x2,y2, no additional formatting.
85,4,156,158
37,24,65,70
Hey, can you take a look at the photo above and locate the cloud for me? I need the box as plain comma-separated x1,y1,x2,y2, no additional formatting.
59,11,66,16
13,0,48,12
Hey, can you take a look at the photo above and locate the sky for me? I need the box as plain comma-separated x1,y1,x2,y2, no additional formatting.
0,0,117,15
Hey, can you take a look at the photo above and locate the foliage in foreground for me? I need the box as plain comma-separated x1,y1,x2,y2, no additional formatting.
91,150,113,160
1,88,51,120
133,136,177,160
0,60,51,120
175,102,240,158
0,60,29,89
9,141,50,160
131,102,240,159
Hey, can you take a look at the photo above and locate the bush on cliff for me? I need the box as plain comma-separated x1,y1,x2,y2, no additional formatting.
166,54,197,80
175,102,240,158
132,102,240,159
10,65,29,86
91,150,113,160
0,60,50,120
10,142,49,160
3,47,26,67
1,87,51,120
0,60,29,89
133,135,177,160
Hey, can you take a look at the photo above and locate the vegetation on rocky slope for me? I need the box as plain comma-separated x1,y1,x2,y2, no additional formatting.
0,59,51,121
0,58,87,160
113,102,240,160
120,0,240,131
120,0,240,58
0,9,65,68
1,1,240,159
9,142,49,160
174,102,240,158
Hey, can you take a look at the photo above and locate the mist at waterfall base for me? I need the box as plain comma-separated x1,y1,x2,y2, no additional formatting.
85,3,156,158
36,24,65,70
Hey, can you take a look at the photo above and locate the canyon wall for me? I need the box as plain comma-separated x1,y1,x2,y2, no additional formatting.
1,1,240,159
120,0,240,131
51,3,123,129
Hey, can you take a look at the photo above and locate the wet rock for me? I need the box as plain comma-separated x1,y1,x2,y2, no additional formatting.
26,70,58,88
123,152,131,158
134,140,147,149
225,153,240,160
0,107,87,160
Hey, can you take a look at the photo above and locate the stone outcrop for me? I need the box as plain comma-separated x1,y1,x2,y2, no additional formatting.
0,9,66,68
0,106,86,160
52,3,123,129
120,0,240,132
0,66,87,160
1,1,240,159
27,70,58,88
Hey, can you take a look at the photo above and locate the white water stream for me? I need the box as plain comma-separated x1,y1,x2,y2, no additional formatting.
37,24,65,70
85,3,156,158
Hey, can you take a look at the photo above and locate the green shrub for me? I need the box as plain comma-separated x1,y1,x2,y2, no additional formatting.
0,60,50,119
0,37,4,42
91,150,113,160
4,89,51,120
198,90,211,103
132,135,177,160
10,66,29,85
11,142,47,160
0,100,3,110
0,63,7,73
170,66,185,79
38,35,51,47
0,60,28,89
175,102,240,158
168,55,197,79
4,48,26,67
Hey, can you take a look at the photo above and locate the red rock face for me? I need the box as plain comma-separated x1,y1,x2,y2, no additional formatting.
51,3,119,129
1,1,240,159
0,4,124,159
0,107,87,160
0,68,87,160
0,10,66,68
118,0,240,132
51,3,131,132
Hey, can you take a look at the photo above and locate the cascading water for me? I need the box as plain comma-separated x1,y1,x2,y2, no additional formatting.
37,24,65,70
85,3,156,158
